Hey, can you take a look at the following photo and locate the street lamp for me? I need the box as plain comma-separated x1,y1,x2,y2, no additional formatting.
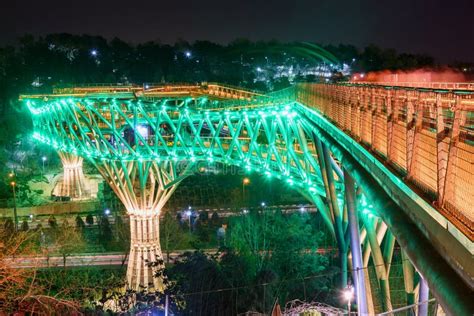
242,177,250,203
42,156,47,175
104,208,111,216
261,202,266,207
343,285,354,315
186,210,192,233
10,181,18,231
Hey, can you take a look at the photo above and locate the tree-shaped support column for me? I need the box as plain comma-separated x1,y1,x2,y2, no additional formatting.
56,152,87,199
128,212,163,290
94,159,193,291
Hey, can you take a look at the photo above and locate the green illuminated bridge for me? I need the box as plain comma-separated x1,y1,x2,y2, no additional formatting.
21,82,473,315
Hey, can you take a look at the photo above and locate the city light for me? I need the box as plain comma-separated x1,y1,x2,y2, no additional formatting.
185,51,191,58
343,287,354,301
90,49,98,56
136,125,149,139
343,286,354,314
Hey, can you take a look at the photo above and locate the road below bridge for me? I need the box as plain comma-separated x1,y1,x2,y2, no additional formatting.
7,247,335,269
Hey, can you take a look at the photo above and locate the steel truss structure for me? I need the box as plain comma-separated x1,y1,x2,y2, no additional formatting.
22,83,473,315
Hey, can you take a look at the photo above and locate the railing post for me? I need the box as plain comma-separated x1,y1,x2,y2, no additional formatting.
406,91,421,179
438,94,464,208
386,89,395,162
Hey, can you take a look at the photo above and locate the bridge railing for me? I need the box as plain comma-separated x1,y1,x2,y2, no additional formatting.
296,83,474,240
201,86,297,110
51,82,266,100
349,81,474,91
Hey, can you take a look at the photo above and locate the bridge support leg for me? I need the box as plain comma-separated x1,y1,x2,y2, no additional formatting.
402,250,416,315
90,160,193,291
127,213,163,291
362,217,393,312
417,277,429,316
314,137,348,288
344,169,368,315
56,152,86,199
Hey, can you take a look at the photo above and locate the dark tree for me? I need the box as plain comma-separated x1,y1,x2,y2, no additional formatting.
21,220,29,231
211,211,220,225
198,211,209,222
75,215,85,230
48,215,57,229
85,214,94,226
99,216,113,250
4,218,15,235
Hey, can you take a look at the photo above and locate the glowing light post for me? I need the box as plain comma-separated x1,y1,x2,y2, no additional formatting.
242,177,250,203
41,156,47,175
10,180,18,231
186,207,192,233
343,285,354,315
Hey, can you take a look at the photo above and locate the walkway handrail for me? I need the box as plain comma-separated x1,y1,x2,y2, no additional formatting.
346,81,474,92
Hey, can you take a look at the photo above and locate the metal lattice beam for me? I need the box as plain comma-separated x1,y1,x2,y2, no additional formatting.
22,83,474,314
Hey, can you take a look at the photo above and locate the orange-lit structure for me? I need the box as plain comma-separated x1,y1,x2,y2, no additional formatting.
50,82,265,100
297,83,474,239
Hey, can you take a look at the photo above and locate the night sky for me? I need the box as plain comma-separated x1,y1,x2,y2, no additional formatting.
1,0,473,62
